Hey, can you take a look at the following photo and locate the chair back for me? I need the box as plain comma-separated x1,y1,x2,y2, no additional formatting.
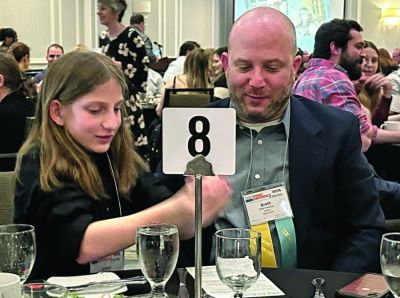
0,171,14,225
164,88,214,108
0,153,17,172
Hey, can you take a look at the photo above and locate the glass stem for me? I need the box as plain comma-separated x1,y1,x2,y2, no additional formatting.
151,284,167,297
234,292,244,298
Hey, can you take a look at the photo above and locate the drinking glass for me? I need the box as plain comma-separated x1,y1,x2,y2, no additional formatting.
215,228,261,298
22,283,67,297
0,224,36,284
381,232,400,297
137,223,179,298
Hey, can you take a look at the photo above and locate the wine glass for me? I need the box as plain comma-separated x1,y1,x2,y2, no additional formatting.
381,232,400,297
0,224,36,284
137,223,179,297
215,228,261,298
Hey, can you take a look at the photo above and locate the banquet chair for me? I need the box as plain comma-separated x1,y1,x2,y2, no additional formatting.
164,88,214,108
385,219,400,232
0,170,14,225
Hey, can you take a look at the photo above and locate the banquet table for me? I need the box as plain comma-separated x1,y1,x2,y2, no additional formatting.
116,267,361,297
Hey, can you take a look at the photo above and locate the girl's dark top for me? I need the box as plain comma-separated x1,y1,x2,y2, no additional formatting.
14,149,174,279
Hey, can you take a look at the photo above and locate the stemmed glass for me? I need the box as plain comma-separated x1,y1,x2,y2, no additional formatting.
381,232,400,297
0,224,36,284
137,223,179,297
215,228,261,298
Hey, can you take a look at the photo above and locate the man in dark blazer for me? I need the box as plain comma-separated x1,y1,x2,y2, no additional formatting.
203,6,385,273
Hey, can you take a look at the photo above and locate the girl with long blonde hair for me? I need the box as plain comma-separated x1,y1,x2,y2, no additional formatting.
14,51,230,279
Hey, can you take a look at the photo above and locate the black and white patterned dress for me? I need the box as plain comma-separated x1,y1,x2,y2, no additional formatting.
99,27,149,159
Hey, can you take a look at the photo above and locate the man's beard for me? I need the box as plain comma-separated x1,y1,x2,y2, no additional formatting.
229,73,294,123
339,54,363,81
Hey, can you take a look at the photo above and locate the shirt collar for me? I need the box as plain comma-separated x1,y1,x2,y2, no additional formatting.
233,99,291,137
308,58,348,75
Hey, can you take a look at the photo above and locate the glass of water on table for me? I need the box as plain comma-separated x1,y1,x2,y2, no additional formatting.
381,232,400,297
137,223,179,298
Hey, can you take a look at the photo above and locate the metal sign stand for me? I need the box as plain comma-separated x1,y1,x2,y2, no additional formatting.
184,155,215,298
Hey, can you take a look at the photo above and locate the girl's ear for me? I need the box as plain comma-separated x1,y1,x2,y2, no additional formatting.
0,74,5,88
49,99,64,126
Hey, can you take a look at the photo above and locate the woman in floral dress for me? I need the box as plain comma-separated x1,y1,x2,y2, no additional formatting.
98,0,149,159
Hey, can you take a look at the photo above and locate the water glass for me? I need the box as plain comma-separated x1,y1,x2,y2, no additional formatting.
381,232,400,297
0,224,36,284
21,283,67,297
215,228,261,298
137,223,179,298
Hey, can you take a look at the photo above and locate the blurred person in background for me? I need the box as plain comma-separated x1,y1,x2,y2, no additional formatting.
0,53,35,171
212,46,229,100
0,28,17,49
33,43,64,85
157,48,212,115
7,42,37,103
130,13,157,64
378,47,398,76
163,40,200,83
353,41,393,127
98,0,149,160
8,41,30,72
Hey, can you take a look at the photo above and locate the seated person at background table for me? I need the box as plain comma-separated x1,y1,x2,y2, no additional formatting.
212,46,229,100
378,47,398,77
13,51,230,279
156,48,212,116
199,6,384,273
294,19,400,147
0,53,35,171
7,42,37,103
162,40,200,83
353,40,393,127
33,43,64,85
0,27,18,50
8,41,30,73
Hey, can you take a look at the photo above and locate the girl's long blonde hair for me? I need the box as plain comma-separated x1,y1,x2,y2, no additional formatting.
15,51,147,200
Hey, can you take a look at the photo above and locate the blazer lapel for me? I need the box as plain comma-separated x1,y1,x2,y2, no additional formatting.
288,97,327,249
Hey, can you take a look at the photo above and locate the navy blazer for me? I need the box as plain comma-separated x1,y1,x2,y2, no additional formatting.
204,95,385,273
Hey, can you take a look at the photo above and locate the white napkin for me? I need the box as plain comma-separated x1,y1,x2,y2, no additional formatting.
187,266,285,297
47,272,127,297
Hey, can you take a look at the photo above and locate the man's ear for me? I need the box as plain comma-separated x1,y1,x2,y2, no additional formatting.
329,41,341,56
49,99,65,126
292,55,303,73
221,52,229,74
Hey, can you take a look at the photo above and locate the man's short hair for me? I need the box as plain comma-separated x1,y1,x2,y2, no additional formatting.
179,41,200,56
47,43,64,54
130,13,144,25
313,18,363,59
215,46,228,57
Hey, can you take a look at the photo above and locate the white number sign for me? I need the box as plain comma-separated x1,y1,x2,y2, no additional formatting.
162,108,236,175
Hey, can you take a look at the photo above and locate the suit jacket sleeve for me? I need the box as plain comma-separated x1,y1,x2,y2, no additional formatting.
331,115,385,272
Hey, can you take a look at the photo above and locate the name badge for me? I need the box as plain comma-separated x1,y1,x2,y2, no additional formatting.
90,251,124,273
242,184,293,226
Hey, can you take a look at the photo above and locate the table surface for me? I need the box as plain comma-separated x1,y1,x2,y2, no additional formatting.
117,267,362,298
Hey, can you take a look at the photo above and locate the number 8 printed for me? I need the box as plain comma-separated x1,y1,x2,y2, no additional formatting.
187,116,211,156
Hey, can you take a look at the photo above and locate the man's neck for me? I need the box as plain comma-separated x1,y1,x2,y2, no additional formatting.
328,55,340,65
133,24,144,33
